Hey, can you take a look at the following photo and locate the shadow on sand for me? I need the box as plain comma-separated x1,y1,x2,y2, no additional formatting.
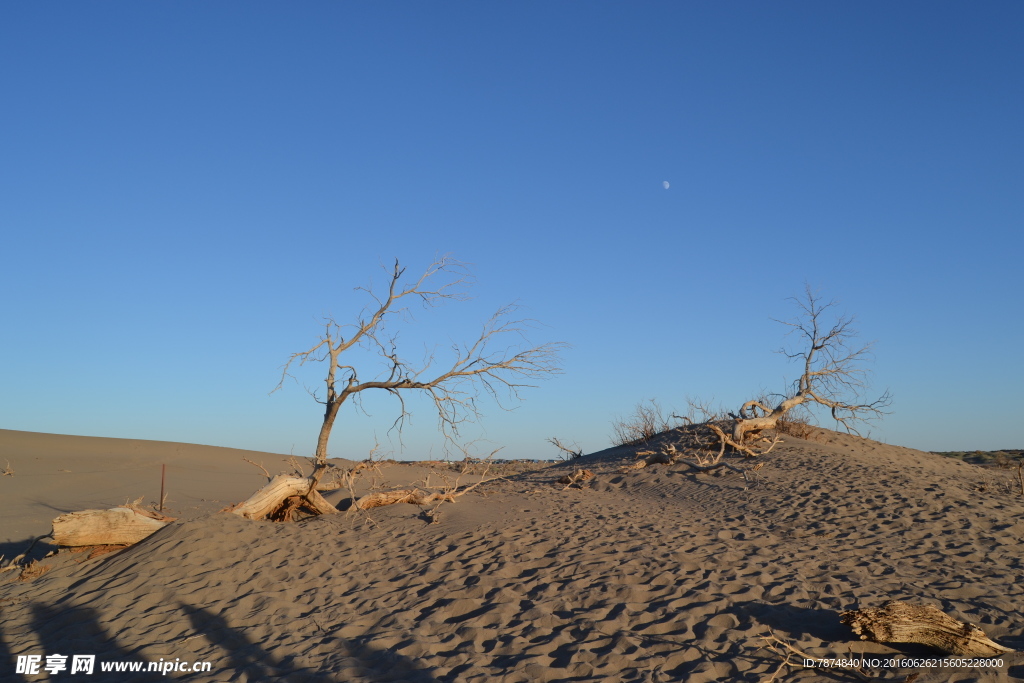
181,602,439,682
2,600,439,682
0,536,56,568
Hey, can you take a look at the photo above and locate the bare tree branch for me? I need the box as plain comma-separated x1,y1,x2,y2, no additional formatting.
548,437,583,461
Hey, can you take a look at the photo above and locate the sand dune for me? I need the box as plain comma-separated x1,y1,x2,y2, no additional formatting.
2,428,1023,681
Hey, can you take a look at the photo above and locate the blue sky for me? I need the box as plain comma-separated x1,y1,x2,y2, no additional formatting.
2,2,1021,458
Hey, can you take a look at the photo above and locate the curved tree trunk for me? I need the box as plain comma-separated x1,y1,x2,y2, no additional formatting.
733,394,807,443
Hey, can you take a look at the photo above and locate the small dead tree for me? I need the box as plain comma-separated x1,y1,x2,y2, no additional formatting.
238,256,564,519
548,437,583,461
732,286,891,445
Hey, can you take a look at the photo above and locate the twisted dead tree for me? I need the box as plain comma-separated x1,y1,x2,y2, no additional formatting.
731,286,891,446
234,255,565,520
611,289,888,486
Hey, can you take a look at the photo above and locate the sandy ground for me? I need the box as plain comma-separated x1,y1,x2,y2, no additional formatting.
1,427,1023,682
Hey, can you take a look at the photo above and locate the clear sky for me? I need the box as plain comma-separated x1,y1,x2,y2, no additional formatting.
2,2,1021,459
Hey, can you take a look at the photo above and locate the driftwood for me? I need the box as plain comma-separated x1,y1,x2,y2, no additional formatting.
227,475,339,520
52,507,175,547
352,465,502,510
558,468,594,490
354,489,455,510
841,601,1013,656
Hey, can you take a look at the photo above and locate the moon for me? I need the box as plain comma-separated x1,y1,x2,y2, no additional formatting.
662,181,670,190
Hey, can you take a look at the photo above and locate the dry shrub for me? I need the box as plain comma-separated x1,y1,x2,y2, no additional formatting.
775,413,814,439
17,560,51,582
678,395,727,424
611,399,678,446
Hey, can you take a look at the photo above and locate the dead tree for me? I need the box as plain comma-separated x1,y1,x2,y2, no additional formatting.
237,256,564,519
732,286,891,444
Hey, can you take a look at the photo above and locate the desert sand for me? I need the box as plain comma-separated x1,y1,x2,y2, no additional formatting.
2,427,1023,682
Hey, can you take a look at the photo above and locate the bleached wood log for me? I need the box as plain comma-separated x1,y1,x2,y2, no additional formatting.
354,489,454,510
228,475,339,520
841,600,1013,656
52,508,172,547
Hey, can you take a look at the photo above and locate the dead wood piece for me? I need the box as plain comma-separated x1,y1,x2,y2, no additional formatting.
558,469,594,489
618,448,678,473
354,489,454,510
52,507,174,547
227,474,339,520
841,600,1013,656
121,504,175,522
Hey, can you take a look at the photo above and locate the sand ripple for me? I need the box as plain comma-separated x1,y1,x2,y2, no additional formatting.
3,432,1023,681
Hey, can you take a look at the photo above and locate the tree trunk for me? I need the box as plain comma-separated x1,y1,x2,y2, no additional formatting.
53,508,173,547
227,475,339,520
841,601,1013,656
733,394,806,442
315,399,343,464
